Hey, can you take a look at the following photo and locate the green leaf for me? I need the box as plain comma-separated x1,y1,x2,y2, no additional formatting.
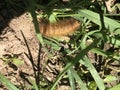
91,48,108,57
30,80,39,90
104,75,117,82
43,37,61,50
88,81,97,90
12,58,24,66
28,0,44,45
77,10,120,34
107,36,120,47
0,73,19,90
68,69,76,90
71,69,88,90
50,38,101,90
108,84,120,90
49,13,57,23
82,56,105,90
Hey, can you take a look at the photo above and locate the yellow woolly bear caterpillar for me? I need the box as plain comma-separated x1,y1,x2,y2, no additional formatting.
39,18,81,37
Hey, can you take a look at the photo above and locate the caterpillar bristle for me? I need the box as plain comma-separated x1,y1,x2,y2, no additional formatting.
39,18,81,37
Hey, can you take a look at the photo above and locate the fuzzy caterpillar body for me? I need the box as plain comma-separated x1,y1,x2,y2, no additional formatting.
39,18,81,37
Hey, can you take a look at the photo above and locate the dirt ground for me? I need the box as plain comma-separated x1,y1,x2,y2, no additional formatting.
0,8,71,89
0,11,72,89
0,12,38,88
0,1,71,89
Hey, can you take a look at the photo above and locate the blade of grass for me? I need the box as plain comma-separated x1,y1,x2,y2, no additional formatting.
82,56,105,90
30,80,39,90
108,84,120,90
77,10,120,34
107,36,120,47
91,48,108,57
50,38,101,90
91,48,120,60
71,69,88,90
27,0,44,45
0,73,19,90
67,69,75,90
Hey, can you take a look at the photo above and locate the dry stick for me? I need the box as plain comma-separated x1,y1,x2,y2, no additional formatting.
20,30,38,87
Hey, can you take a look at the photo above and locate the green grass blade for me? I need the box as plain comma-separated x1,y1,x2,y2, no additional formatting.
107,36,120,47
108,84,120,90
50,38,101,90
71,69,88,90
30,80,39,90
91,48,108,57
27,0,44,45
82,56,105,90
91,48,120,60
77,10,120,34
0,73,19,90
67,69,75,90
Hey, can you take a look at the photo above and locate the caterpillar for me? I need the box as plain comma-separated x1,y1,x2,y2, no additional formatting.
39,18,81,37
